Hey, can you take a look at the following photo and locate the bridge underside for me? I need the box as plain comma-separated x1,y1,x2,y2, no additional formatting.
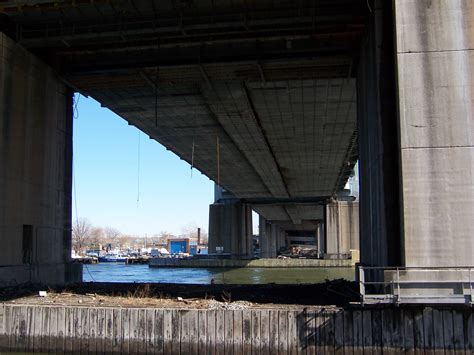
2,0,362,230
1,0,473,284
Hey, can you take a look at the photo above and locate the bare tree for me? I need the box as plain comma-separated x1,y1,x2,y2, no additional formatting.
104,227,121,246
157,231,174,244
72,218,92,253
199,230,209,245
180,223,207,244
89,227,104,245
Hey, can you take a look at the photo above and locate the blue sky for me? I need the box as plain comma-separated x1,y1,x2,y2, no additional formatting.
72,95,215,236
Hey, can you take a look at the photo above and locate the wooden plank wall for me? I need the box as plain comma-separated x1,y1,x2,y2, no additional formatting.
0,304,472,354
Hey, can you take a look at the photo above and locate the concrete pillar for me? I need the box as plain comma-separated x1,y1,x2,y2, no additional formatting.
316,223,325,258
393,0,474,267
259,216,273,258
278,227,286,253
208,201,253,258
326,201,359,257
0,33,81,285
258,221,279,258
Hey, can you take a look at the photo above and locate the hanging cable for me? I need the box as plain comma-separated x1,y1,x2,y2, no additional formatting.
154,41,160,127
73,160,79,226
366,0,373,13
191,140,195,178
191,105,197,178
136,130,141,207
216,135,220,186
71,95,95,282
84,263,96,282
154,67,159,127
72,92,80,223
73,93,81,120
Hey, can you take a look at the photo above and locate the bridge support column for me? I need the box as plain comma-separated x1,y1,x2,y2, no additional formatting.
393,0,474,267
357,0,401,267
0,34,81,285
258,217,283,258
359,0,474,268
276,226,286,254
208,201,253,258
325,201,359,259
316,223,325,258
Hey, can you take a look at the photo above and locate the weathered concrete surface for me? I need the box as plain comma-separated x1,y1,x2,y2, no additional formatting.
395,0,474,266
208,202,253,257
326,201,359,257
259,216,275,258
0,34,81,285
1,303,473,354
316,223,325,257
149,257,356,268
259,217,288,258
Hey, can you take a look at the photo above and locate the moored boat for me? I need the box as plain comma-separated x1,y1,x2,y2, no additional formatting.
98,253,128,263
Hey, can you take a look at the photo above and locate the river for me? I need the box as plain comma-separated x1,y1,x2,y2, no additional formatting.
82,263,355,284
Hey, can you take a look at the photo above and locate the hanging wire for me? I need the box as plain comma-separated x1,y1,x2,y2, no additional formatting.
191,140,195,178
154,40,160,127
72,107,95,282
136,130,141,207
154,66,159,127
73,160,79,230
84,263,96,282
73,93,81,120
216,135,220,186
191,103,197,178
366,0,373,12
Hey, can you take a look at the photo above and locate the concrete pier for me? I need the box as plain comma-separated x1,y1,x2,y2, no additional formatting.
0,34,81,285
394,0,474,267
208,201,253,258
258,217,288,258
325,201,359,258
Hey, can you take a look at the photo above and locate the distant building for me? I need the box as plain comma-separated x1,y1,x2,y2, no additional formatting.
167,238,190,254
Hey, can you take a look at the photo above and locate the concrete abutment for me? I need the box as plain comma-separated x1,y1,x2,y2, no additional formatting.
0,33,81,285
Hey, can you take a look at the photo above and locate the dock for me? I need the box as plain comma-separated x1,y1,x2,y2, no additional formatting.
125,257,150,265
149,257,356,268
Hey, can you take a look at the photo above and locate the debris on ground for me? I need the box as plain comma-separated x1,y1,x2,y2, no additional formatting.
0,280,359,309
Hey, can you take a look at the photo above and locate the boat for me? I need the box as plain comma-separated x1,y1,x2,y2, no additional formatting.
98,252,128,263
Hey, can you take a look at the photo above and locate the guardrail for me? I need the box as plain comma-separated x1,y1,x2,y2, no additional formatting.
358,266,474,305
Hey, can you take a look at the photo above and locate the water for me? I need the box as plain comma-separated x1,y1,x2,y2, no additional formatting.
82,263,355,284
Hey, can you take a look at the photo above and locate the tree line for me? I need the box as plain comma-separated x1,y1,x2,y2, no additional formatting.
72,217,208,253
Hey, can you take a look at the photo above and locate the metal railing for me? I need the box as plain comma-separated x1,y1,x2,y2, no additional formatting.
358,266,474,305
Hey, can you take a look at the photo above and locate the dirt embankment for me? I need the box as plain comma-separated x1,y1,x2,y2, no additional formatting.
1,280,359,309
